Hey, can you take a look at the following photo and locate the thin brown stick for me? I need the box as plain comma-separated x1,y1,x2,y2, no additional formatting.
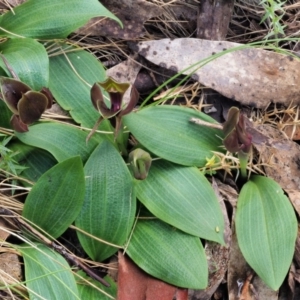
190,117,223,130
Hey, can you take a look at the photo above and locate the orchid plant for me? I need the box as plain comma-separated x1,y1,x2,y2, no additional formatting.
0,77,53,132
222,107,253,178
88,77,139,141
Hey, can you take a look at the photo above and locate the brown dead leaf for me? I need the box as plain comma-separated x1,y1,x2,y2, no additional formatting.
76,0,162,39
0,217,11,241
106,55,142,105
293,227,300,268
288,263,296,299
285,189,300,217
0,252,22,285
132,38,300,108
254,124,300,190
1,0,25,7
117,252,187,300
215,178,239,208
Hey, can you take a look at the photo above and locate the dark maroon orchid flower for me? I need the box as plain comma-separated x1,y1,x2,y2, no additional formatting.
0,77,53,132
223,107,252,178
91,77,139,118
223,107,252,154
88,77,139,141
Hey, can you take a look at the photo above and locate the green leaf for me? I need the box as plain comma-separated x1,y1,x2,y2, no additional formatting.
0,38,49,90
236,175,297,290
23,156,85,238
49,45,107,128
20,243,80,300
15,122,102,163
0,99,12,128
76,140,136,262
77,271,117,300
126,218,208,289
136,160,224,244
0,0,121,39
9,142,57,185
123,105,223,167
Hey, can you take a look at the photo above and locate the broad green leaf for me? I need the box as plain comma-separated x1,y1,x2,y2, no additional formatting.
0,0,121,39
123,105,223,167
49,45,107,128
9,142,57,185
0,38,49,90
126,218,208,289
236,175,297,290
77,271,117,300
48,43,114,140
0,99,12,128
76,140,136,262
23,156,85,238
20,243,80,300
136,160,224,244
15,122,102,163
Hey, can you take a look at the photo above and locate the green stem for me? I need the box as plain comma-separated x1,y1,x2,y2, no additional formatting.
238,151,248,179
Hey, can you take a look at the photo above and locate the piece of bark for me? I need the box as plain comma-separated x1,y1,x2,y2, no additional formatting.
117,252,188,300
197,0,234,40
76,0,162,39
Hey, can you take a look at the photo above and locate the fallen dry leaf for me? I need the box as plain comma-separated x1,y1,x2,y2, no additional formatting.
293,227,300,268
106,55,142,105
215,178,239,208
254,124,300,190
131,38,300,108
285,189,300,217
0,217,10,241
0,252,22,286
288,263,296,299
1,0,26,7
76,0,162,39
117,252,187,300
